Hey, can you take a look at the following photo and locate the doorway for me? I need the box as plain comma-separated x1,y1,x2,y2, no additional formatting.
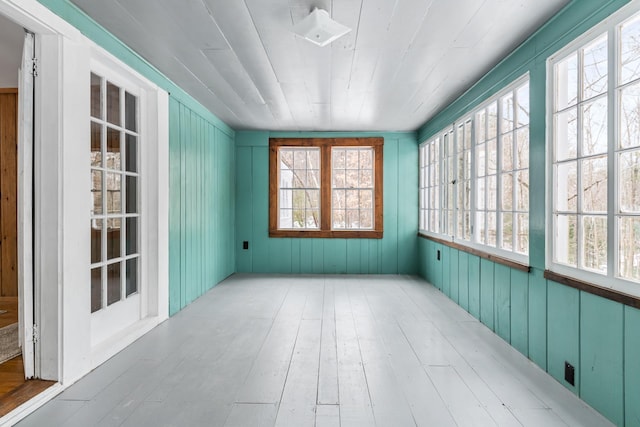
0,11,54,417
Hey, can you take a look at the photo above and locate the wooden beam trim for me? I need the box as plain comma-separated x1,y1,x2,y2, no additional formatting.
418,232,530,272
544,270,640,309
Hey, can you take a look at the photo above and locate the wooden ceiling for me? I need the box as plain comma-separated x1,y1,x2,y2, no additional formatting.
69,0,570,131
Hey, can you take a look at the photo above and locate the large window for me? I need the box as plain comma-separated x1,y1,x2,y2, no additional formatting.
550,8,640,291
419,77,530,261
269,138,383,238
90,72,139,313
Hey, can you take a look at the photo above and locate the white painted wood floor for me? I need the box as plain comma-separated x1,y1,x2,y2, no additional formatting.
18,275,612,427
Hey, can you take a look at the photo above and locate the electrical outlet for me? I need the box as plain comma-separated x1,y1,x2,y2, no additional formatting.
437,250,441,261
564,361,575,386
243,241,249,250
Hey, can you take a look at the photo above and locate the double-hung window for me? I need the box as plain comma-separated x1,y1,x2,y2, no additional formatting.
269,138,383,238
550,6,640,292
419,77,530,262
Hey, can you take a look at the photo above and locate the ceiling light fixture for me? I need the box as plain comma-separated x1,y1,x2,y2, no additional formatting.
292,8,351,47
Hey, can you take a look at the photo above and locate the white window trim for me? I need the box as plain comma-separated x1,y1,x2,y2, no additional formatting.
419,74,530,266
87,44,169,365
546,0,640,297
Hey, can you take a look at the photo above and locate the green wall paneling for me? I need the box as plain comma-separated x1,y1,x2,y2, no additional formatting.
381,140,399,274
510,269,529,357
494,264,511,343
235,147,253,272
397,137,419,274
547,280,579,392
168,99,235,315
528,269,547,370
626,306,640,427
467,255,481,319
168,98,182,315
580,293,624,426
441,246,451,298
449,250,460,303
433,243,443,290
418,239,429,282
458,252,469,311
479,258,495,330
325,239,347,274
235,131,418,274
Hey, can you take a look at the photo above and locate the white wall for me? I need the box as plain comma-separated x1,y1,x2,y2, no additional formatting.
0,13,23,87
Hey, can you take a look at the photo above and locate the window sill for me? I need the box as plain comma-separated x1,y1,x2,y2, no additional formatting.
544,270,640,309
270,229,383,239
418,232,530,272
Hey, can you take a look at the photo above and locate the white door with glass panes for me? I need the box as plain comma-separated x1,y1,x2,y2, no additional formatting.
89,67,142,345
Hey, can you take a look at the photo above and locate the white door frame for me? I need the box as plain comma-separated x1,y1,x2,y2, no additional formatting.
17,29,35,380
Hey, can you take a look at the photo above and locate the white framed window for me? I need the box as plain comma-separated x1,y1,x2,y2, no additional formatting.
549,4,640,294
90,72,140,313
419,76,530,263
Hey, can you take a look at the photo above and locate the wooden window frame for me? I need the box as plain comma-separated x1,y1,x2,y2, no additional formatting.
269,137,383,238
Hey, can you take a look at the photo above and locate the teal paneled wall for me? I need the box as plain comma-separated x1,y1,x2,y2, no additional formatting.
37,0,236,316
417,1,635,425
236,131,418,274
169,98,235,315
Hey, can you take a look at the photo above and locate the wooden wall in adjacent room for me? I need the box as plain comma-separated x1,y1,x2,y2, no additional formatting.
0,89,18,297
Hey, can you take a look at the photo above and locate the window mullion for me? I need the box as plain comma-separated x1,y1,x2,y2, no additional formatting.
321,145,332,232
608,26,617,279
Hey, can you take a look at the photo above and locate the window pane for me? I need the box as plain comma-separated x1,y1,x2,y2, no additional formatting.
91,73,102,119
487,139,497,175
346,170,359,188
516,170,529,211
332,209,345,229
360,210,373,229
126,217,138,255
556,108,578,161
487,212,496,246
620,14,640,85
91,267,102,313
125,92,137,132
91,122,102,167
556,161,577,211
107,262,121,306
487,103,498,140
516,213,529,254
477,177,485,210
107,218,121,260
517,82,530,127
501,173,513,210
620,82,640,149
360,169,373,188
582,35,608,99
502,212,513,250
333,149,345,168
487,175,497,210
501,133,513,171
556,53,578,110
476,110,486,143
620,150,640,212
125,134,138,173
582,216,607,273
106,82,121,126
91,219,102,264
107,173,121,214
555,214,577,266
359,149,372,168
501,93,514,133
582,156,608,212
126,258,138,297
92,170,103,215
126,176,137,214
280,167,293,188
619,216,640,281
280,208,292,228
516,128,529,169
477,212,486,244
106,127,121,170
582,98,608,156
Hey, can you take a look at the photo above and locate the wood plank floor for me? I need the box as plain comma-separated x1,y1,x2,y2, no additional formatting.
17,275,613,426
0,356,55,418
